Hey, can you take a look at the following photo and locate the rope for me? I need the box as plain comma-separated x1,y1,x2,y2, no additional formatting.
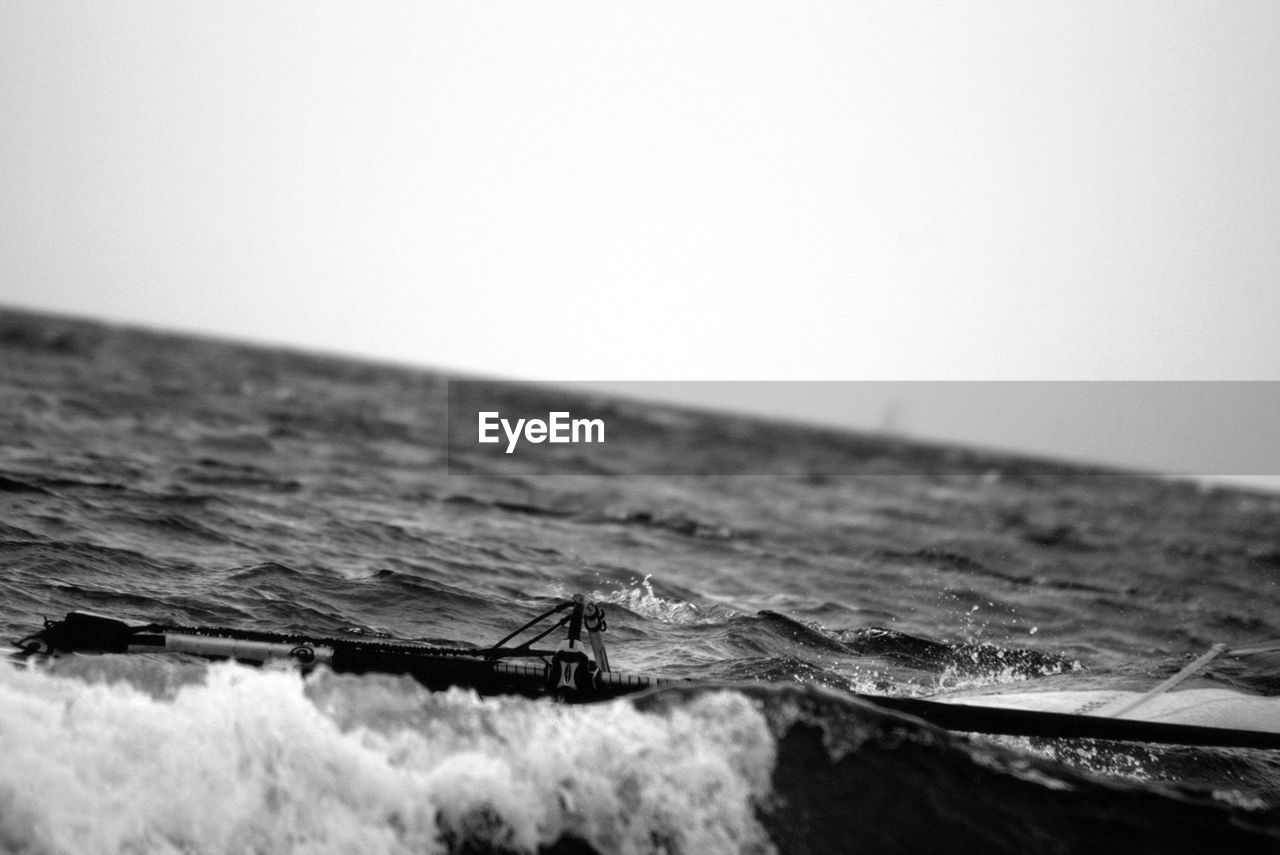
1103,643,1229,719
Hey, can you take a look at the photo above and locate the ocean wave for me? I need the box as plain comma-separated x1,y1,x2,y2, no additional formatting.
0,659,776,855
643,682,1280,855
590,576,742,626
7,651,1280,854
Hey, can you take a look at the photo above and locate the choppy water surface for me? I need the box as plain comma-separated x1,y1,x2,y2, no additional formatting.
3,308,1280,854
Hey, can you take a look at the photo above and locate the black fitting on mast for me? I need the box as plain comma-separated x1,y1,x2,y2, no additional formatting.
546,594,600,698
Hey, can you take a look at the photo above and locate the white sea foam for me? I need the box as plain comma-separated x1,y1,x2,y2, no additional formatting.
593,576,740,626
0,659,777,855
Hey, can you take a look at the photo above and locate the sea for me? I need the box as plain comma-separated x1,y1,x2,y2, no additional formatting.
2,306,1280,855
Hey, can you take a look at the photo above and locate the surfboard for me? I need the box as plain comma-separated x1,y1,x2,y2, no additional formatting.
929,687,1280,735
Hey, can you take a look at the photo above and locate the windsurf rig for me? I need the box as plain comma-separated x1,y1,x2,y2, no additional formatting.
12,599,1280,751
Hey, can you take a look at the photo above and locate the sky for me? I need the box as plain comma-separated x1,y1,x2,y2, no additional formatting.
2,2,1278,483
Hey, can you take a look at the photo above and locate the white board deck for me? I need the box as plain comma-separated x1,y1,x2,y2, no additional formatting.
930,688,1280,734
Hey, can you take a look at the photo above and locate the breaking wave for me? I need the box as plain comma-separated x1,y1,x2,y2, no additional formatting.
0,658,776,855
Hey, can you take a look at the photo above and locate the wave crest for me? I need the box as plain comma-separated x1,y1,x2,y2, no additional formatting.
0,659,777,855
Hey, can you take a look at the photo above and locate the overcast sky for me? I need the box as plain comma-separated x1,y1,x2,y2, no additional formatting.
2,2,1278,482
